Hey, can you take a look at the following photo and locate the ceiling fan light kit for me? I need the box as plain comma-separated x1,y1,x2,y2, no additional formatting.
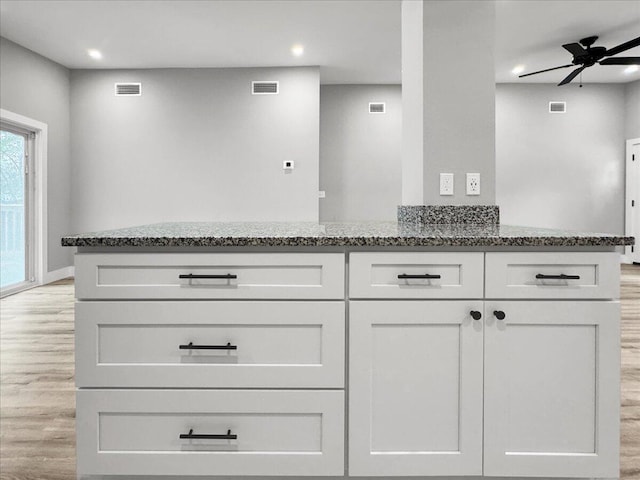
519,34,640,86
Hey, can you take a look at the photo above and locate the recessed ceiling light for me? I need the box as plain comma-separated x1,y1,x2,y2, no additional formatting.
87,49,102,60
624,65,639,75
511,65,525,75
291,44,304,57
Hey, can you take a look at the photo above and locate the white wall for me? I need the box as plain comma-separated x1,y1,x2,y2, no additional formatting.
625,80,640,140
0,37,72,272
496,83,626,234
70,67,319,232
319,85,401,222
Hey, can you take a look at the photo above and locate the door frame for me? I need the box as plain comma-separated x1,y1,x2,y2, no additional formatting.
0,109,48,295
625,137,640,263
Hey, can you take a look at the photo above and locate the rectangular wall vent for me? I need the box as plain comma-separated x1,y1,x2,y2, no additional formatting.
252,81,279,95
115,83,142,96
369,102,386,114
549,101,566,113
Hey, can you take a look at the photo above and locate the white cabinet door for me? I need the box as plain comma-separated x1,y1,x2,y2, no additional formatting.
484,301,620,478
349,301,484,476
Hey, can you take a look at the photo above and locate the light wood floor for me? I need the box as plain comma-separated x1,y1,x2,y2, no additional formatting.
1,267,639,480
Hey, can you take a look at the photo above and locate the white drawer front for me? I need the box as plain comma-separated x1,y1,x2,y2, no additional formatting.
75,253,345,299
485,252,619,299
349,252,484,299
76,301,344,388
77,390,344,476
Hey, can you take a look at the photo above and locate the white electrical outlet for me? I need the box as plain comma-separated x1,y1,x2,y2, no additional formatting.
466,173,480,195
319,190,326,198
440,173,454,196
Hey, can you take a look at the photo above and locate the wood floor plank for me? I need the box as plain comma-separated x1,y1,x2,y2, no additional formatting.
0,268,638,479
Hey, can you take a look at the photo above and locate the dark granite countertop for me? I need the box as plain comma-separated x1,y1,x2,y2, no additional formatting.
61,222,634,248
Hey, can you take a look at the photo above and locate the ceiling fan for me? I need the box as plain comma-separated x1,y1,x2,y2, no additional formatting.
519,35,640,86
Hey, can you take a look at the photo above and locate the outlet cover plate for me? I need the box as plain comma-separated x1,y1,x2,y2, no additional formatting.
440,173,454,196
466,173,480,195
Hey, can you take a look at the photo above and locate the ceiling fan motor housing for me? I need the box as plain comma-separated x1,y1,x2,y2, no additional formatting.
574,46,607,66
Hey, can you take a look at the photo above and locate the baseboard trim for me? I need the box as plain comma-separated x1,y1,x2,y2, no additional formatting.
43,266,74,284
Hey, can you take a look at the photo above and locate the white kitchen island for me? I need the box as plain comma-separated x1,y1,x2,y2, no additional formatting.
62,221,634,480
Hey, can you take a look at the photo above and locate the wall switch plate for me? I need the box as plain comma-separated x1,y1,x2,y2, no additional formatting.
319,190,326,198
466,173,480,195
283,160,294,170
440,173,454,196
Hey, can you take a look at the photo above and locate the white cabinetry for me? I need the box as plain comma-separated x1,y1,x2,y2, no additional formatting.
484,249,620,480
75,252,345,299
483,301,620,478
76,301,344,388
77,390,344,476
75,252,346,477
75,249,621,478
349,301,484,476
348,251,620,479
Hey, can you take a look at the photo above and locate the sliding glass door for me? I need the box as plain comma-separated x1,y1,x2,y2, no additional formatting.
1,124,34,294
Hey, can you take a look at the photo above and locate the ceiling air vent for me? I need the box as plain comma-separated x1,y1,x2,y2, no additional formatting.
549,101,566,113
115,83,142,96
252,81,279,95
369,102,386,114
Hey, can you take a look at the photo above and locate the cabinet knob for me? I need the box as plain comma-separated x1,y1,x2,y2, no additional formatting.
470,310,482,321
493,310,506,320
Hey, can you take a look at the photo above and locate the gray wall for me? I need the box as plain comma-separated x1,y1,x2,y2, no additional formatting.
0,36,72,272
319,85,401,222
496,83,626,234
625,80,640,140
70,67,319,233
422,0,495,205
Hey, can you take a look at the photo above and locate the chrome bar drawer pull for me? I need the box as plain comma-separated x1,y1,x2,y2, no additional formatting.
535,274,580,280
179,342,237,350
397,273,442,279
179,429,237,440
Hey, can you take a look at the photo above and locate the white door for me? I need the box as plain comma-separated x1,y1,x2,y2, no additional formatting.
626,138,640,263
484,301,620,478
349,301,483,476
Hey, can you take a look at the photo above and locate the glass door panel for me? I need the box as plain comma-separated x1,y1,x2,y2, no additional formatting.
1,129,28,289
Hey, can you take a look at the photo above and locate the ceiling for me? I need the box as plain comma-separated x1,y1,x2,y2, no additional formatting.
0,0,638,85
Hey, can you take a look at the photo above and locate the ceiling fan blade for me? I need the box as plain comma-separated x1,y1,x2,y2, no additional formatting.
599,57,640,65
605,36,640,57
519,64,574,78
562,43,586,57
558,66,586,86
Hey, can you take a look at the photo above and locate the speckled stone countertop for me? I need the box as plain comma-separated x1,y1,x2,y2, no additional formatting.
61,222,634,248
